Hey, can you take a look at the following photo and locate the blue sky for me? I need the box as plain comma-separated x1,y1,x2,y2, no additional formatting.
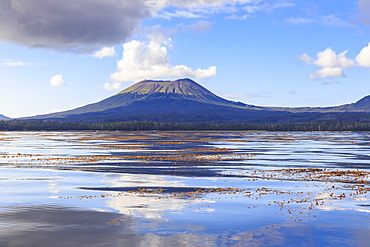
0,0,370,118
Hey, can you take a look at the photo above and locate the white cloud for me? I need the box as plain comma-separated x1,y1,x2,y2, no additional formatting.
144,25,179,45
3,61,25,66
299,48,355,80
243,5,262,13
110,39,217,82
92,47,116,59
301,42,370,81
356,42,370,67
49,74,66,87
147,0,256,12
0,60,32,66
308,67,344,80
227,14,252,20
298,53,314,64
320,14,349,26
314,48,354,69
152,0,293,20
157,10,203,19
285,17,314,24
244,1,293,14
103,82,122,91
285,15,348,26
182,20,213,32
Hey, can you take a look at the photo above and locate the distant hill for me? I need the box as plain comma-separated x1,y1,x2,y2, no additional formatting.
336,95,370,112
0,114,10,120
18,78,370,124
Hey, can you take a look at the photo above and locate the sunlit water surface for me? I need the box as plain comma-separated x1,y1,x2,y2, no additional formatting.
0,131,369,246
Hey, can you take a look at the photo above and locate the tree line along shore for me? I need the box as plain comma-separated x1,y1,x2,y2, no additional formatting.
0,120,369,131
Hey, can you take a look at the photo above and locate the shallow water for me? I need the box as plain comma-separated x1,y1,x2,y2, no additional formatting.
0,131,369,246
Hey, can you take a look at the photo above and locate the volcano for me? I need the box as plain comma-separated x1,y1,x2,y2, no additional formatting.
74,78,249,112
21,78,265,123
20,78,370,123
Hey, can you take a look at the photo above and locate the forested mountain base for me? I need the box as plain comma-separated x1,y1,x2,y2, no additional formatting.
1,120,370,131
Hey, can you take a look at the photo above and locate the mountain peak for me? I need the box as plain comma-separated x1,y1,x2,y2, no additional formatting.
111,78,247,108
115,78,208,96
140,78,194,83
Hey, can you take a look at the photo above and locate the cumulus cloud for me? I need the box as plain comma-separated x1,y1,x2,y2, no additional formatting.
92,47,116,59
49,74,66,87
356,42,370,67
0,0,150,51
299,42,370,81
308,67,344,80
103,82,122,91
299,48,355,80
110,39,217,82
313,48,354,69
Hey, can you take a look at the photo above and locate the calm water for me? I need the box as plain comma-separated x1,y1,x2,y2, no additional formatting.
0,131,369,246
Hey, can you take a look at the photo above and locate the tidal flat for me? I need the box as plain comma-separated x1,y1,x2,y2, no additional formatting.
0,131,369,246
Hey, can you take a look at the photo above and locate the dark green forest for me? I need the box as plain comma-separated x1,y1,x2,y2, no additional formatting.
0,120,370,131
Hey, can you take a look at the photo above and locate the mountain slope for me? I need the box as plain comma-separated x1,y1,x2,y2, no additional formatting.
0,114,10,120
32,78,249,118
18,78,370,124
336,95,370,112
